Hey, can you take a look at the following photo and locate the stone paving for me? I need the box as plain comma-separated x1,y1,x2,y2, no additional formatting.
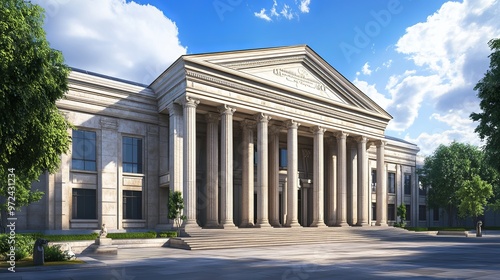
1,233,500,279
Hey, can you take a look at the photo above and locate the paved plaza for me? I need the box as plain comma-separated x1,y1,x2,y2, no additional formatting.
2,233,500,279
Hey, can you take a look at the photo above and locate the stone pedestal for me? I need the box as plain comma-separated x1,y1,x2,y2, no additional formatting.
92,237,117,254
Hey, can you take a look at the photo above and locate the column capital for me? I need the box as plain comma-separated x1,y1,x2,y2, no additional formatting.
178,96,200,108
310,126,326,135
241,119,256,129
354,136,368,144
218,104,236,115
206,112,220,123
334,131,349,140
375,139,387,147
254,113,271,123
269,123,282,136
285,119,301,129
166,102,183,116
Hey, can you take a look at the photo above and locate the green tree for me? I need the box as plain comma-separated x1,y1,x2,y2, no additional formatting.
470,38,500,172
168,191,186,235
397,203,406,227
456,175,493,220
418,142,495,226
0,0,71,231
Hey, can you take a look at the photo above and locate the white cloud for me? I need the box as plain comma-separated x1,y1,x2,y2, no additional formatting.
405,110,482,156
396,0,499,90
281,4,294,19
255,0,310,21
299,0,311,13
369,0,499,147
353,78,391,110
361,62,372,75
255,8,272,21
382,59,392,68
33,0,187,84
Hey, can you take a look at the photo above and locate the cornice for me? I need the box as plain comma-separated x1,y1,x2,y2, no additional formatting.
185,70,389,132
220,56,304,69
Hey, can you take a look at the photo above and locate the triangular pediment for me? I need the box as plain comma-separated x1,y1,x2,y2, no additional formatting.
181,45,392,120
239,65,347,104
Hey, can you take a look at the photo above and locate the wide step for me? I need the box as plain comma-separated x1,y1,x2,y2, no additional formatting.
168,227,431,250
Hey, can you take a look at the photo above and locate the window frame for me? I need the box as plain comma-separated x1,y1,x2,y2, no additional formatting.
72,188,97,220
419,205,427,221
123,190,143,220
387,172,396,193
404,173,412,195
71,129,97,172
122,136,143,174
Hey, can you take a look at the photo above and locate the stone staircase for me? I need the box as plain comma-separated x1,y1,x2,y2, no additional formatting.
168,226,431,250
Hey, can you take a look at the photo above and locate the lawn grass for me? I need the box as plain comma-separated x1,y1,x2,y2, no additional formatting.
0,257,85,268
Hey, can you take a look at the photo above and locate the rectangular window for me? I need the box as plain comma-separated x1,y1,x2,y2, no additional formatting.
404,173,412,195
387,172,396,193
123,137,143,173
388,204,395,221
419,205,427,221
405,204,411,221
419,182,427,196
72,130,96,171
371,169,377,192
72,189,96,219
372,202,377,220
279,148,288,169
433,208,440,221
123,190,142,219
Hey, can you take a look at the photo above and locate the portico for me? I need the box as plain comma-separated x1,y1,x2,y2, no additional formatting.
153,45,396,229
16,45,420,233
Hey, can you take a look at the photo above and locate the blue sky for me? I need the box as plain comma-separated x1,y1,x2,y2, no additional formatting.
33,0,500,156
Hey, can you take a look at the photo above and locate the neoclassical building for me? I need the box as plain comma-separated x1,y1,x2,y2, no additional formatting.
18,46,424,233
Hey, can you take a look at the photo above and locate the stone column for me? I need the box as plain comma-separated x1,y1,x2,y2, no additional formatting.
181,97,200,228
349,141,358,226
335,131,349,227
376,140,387,226
219,105,236,228
100,118,118,230
286,120,301,227
311,126,327,227
205,113,219,228
326,136,337,226
356,136,369,226
240,120,255,227
166,103,183,193
255,113,271,228
269,124,281,227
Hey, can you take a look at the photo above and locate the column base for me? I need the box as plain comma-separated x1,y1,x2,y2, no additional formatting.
286,221,302,228
335,222,350,227
310,221,327,227
375,222,388,227
326,220,337,227
239,222,254,228
356,222,369,227
255,222,272,228
269,220,281,227
220,222,238,229
203,222,222,229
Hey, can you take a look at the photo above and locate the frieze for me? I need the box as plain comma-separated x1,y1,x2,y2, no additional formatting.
184,70,387,135
272,67,326,92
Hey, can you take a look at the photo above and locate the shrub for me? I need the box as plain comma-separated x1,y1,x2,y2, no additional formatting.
0,234,35,260
44,245,70,262
405,227,429,231
158,231,177,238
42,233,98,242
107,231,157,239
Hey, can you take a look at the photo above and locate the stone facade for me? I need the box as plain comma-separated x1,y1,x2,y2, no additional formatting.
18,45,424,233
